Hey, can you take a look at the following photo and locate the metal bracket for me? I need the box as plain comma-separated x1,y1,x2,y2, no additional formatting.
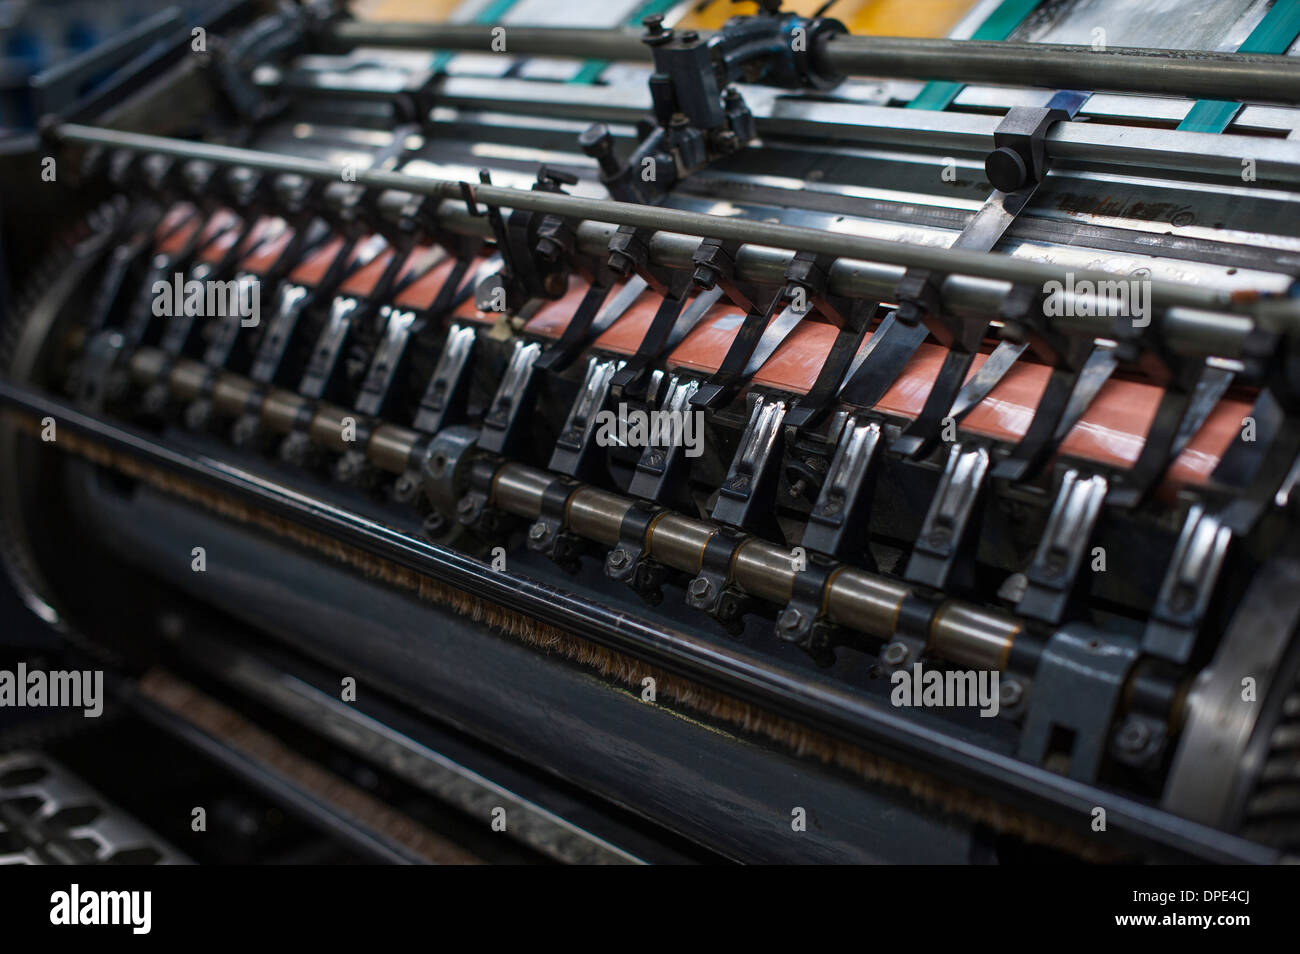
527,478,584,573
1019,625,1139,783
776,560,838,666
605,501,666,605
685,529,751,634
986,105,1069,194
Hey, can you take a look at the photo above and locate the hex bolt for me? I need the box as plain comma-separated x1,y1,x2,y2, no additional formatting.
777,607,805,639
528,521,550,543
607,548,630,570
688,577,714,601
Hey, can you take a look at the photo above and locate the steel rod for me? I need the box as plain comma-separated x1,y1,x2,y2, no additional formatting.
323,21,1300,106
55,123,1300,330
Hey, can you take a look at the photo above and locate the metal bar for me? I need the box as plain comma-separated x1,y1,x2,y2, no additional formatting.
53,123,1300,331
323,21,1300,105
820,36,1300,107
327,22,651,61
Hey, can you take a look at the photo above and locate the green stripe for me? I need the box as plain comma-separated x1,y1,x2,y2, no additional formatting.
1178,0,1300,133
431,0,524,72
570,0,680,84
908,0,1044,110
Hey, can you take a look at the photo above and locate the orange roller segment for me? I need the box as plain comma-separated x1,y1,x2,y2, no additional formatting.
238,220,296,276
665,304,761,373
196,215,251,264
289,237,346,288
154,203,196,242
157,207,237,257
393,253,464,311
522,275,602,340
589,287,678,355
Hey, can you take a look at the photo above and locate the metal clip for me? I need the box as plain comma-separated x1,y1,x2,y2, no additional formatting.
477,339,542,456
1018,469,1109,625
1143,505,1232,664
905,443,989,591
712,395,787,534
413,323,476,434
250,284,310,384
355,306,417,418
299,295,359,400
629,375,700,510
801,417,881,564
550,356,626,479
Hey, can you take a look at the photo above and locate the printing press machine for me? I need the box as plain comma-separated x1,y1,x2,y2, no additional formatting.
4,0,1300,864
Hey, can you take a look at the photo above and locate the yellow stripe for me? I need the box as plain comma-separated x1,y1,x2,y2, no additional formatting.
681,0,975,37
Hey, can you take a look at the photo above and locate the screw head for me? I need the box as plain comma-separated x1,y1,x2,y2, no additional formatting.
999,679,1023,708
1117,719,1151,752
528,522,550,543
394,473,419,503
607,548,630,570
184,400,211,431
881,641,909,666
231,416,257,446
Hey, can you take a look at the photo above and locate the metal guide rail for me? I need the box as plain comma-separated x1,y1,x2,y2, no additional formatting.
6,0,1300,863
